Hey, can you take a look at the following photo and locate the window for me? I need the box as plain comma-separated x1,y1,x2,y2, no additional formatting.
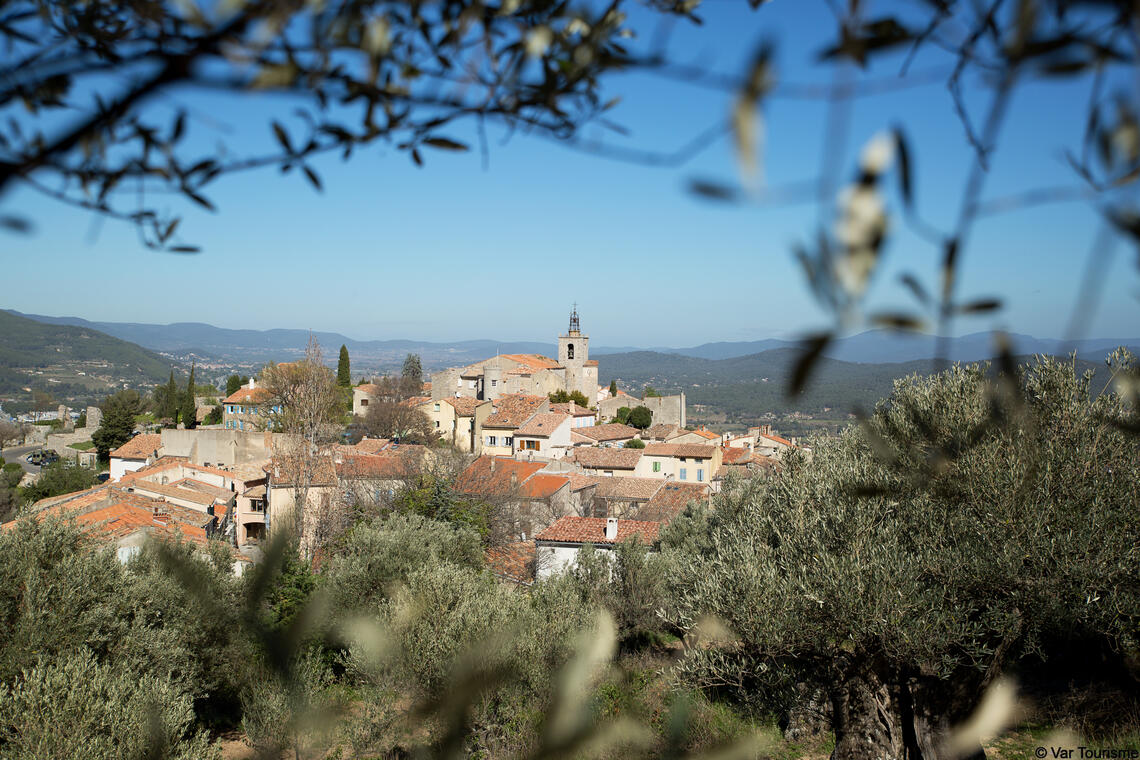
435,420,440,428
697,469,704,482
522,440,539,451
505,437,513,446
434,403,440,412
487,436,497,446
567,343,575,359
680,468,687,480
652,461,661,473
361,399,369,406
491,379,497,387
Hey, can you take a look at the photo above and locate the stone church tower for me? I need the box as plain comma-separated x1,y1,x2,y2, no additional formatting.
557,306,597,399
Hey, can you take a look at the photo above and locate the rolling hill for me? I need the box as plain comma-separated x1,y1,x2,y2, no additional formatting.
597,348,1111,422
9,311,1136,369
0,310,174,400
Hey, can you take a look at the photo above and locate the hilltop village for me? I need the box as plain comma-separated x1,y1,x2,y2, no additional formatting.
2,310,801,582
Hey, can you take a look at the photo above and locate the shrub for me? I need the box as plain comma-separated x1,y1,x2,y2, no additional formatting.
0,648,217,760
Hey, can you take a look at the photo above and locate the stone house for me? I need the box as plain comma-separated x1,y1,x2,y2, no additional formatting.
571,423,639,448
634,443,722,485
352,383,381,417
598,390,687,428
567,446,643,477
454,456,576,541
513,412,573,459
479,394,549,457
668,426,722,446
223,379,280,431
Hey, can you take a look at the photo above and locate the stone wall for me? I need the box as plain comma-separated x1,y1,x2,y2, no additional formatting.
598,392,686,427
160,429,293,467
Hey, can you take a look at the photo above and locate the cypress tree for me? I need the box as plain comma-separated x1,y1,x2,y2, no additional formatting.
181,364,197,429
164,370,179,421
337,345,351,387
608,379,618,397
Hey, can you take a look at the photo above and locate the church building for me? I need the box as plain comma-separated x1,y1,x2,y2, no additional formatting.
431,308,599,402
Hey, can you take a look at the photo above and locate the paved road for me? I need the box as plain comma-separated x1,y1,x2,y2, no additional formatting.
0,443,46,475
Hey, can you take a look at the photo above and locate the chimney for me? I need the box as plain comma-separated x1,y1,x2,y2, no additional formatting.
490,458,497,473
605,517,618,541
249,378,256,389
510,471,518,487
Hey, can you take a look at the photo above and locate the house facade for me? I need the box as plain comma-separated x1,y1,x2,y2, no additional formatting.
223,379,280,431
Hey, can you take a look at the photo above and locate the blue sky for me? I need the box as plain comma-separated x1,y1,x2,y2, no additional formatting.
2,1,1137,347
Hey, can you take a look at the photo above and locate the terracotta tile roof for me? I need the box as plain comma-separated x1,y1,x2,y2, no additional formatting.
353,437,391,454
549,402,595,417
564,473,601,491
224,385,273,404
110,434,162,460
515,413,570,438
721,447,754,465
500,353,561,370
242,484,267,499
170,478,235,500
356,383,381,395
535,516,660,545
585,360,598,367
7,487,215,547
641,482,709,523
643,423,681,441
335,453,415,479
483,394,547,429
593,477,663,501
574,423,638,442
454,456,545,496
519,473,570,499
691,429,720,441
643,443,717,459
268,454,338,487
486,541,536,584
445,397,485,416
570,447,642,470
760,433,795,447
128,481,221,508
400,395,431,408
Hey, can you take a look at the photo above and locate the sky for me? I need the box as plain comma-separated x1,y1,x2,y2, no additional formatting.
2,1,1137,347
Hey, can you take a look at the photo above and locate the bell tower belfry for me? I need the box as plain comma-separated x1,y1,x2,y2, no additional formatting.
558,305,596,400
558,305,588,368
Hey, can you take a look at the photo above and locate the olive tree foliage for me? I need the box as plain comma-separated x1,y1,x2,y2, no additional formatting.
664,356,1140,759
0,0,701,248
0,518,252,757
0,649,218,760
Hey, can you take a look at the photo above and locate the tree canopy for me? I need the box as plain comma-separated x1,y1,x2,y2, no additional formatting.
91,390,142,459
665,356,1140,758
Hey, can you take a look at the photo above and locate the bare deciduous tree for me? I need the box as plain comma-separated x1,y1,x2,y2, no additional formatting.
261,336,342,556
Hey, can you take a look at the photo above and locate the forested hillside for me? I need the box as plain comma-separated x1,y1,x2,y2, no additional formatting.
0,311,172,398
598,349,1108,419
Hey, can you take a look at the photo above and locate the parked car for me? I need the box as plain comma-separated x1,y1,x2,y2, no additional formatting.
95,472,110,483
26,450,59,466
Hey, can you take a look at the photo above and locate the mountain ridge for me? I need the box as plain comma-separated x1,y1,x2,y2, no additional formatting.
8,310,1137,368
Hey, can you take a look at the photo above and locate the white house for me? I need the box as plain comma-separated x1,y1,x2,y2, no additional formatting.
108,434,162,481
533,515,660,579
513,412,573,459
